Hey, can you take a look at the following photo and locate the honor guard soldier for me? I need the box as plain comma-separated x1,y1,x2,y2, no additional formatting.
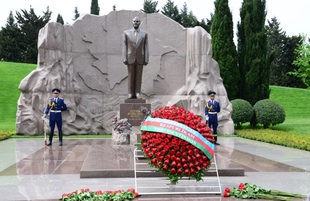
42,88,67,146
205,90,221,145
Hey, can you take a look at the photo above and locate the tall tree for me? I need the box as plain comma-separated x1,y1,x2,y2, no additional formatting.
282,35,305,88
73,7,80,20
179,2,198,28
289,35,310,87
266,17,304,88
91,0,100,15
211,0,239,100
0,11,23,62
142,0,159,13
237,0,270,105
266,17,285,86
15,6,52,63
56,14,64,25
161,0,181,24
196,15,213,34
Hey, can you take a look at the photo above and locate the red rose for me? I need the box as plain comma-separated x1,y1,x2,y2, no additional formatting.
223,191,230,197
141,106,214,184
239,183,245,190
151,158,157,164
183,163,188,169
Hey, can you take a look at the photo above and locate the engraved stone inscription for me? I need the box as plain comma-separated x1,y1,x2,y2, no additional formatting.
127,109,142,121
120,103,151,126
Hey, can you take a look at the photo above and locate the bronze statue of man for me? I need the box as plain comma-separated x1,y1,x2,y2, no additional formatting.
122,16,149,99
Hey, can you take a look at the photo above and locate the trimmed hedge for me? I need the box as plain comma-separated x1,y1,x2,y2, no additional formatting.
231,99,253,129
252,99,286,128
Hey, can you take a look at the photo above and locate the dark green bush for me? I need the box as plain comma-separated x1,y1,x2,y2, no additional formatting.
230,99,253,129
252,99,286,128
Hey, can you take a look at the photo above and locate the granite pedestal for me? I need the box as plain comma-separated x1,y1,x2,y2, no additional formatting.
120,99,151,127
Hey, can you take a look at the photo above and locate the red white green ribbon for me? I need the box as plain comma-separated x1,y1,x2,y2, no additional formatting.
141,117,214,160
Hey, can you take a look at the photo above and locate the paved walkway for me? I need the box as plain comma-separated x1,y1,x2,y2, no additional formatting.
0,137,309,201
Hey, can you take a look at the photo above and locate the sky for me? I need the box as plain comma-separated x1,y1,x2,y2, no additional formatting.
1,0,310,38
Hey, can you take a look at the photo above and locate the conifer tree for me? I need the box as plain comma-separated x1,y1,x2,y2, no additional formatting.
237,0,270,105
15,6,51,63
91,0,100,15
0,11,22,62
266,17,304,88
211,0,239,100
56,14,64,25
180,2,198,28
142,0,159,13
161,0,181,24
73,7,80,20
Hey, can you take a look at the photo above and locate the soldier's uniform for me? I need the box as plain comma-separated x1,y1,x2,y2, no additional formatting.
205,90,221,145
43,88,67,146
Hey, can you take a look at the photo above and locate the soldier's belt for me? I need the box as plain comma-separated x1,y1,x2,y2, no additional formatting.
208,112,217,114
50,110,61,113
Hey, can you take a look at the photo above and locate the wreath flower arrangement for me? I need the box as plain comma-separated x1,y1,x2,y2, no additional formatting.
140,105,215,184
223,183,307,201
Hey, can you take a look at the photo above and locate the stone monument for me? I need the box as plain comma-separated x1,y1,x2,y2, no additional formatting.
16,11,234,135
120,16,151,127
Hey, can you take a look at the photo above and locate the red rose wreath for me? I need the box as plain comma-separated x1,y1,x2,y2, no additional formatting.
140,105,215,184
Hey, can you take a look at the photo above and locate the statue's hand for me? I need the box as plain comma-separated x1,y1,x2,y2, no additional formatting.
144,61,148,65
123,61,128,65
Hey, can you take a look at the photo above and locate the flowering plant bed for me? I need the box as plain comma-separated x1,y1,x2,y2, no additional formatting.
140,105,215,184
223,183,307,201
0,131,14,141
60,188,139,201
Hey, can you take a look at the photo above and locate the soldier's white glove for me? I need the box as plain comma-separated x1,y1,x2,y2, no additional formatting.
205,115,209,121
41,114,46,119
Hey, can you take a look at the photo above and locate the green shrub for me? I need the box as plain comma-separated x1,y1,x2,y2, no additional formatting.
231,99,253,129
252,99,286,128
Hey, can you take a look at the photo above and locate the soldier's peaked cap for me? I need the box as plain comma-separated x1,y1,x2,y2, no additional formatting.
52,88,60,94
208,90,216,96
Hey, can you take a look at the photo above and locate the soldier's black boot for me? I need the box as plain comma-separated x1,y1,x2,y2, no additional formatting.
214,135,220,145
59,132,63,146
47,132,53,146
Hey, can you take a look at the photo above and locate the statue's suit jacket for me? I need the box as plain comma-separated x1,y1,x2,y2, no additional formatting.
123,28,149,65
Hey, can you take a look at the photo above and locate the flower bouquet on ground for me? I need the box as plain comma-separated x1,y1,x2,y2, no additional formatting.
140,105,215,184
223,183,307,201
60,188,139,201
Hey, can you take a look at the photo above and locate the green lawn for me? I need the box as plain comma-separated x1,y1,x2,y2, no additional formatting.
0,61,36,131
269,86,310,135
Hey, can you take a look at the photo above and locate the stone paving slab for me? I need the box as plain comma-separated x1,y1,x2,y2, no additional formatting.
0,138,309,201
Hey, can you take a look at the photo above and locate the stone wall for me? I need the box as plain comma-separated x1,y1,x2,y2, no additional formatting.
16,10,234,135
